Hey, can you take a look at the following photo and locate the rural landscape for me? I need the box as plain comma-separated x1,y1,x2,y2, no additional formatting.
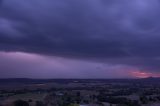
1,78,160,106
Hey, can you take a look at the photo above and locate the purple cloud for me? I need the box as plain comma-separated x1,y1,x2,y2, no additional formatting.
0,0,160,78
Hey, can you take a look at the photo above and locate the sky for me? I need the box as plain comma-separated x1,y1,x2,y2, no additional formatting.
0,0,160,78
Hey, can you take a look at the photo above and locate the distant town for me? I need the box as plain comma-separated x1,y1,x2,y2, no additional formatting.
0,78,160,106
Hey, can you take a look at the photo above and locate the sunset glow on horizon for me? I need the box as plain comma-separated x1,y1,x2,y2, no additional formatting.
131,71,160,78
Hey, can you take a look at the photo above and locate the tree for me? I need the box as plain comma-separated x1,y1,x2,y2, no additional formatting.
13,100,29,106
35,101,45,106
140,95,148,104
28,99,33,102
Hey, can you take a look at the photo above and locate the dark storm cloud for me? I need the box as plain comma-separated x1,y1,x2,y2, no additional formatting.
1,0,160,72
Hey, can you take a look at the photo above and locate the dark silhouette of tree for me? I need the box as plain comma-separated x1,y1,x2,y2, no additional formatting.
28,99,33,102
35,101,45,106
13,100,29,106
140,95,148,104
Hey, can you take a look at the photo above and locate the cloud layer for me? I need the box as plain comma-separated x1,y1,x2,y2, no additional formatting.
0,0,160,77
0,51,135,78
